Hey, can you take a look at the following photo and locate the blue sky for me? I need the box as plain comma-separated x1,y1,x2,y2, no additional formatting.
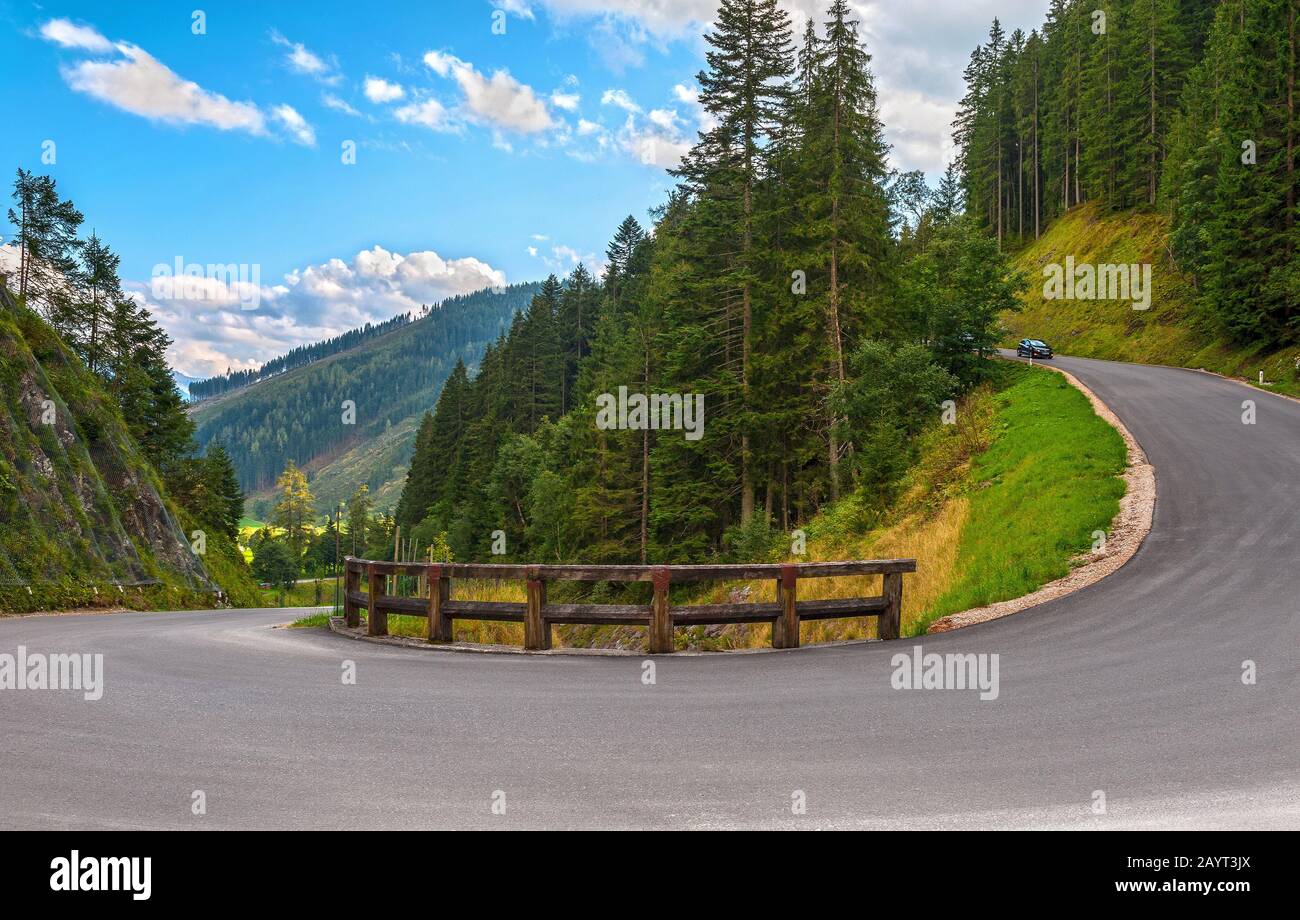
1,0,1049,378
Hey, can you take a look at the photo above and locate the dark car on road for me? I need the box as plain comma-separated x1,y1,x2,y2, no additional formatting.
1017,339,1053,359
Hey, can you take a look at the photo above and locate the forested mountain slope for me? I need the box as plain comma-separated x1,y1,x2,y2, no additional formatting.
958,0,1297,391
190,282,542,514
1003,202,1300,395
0,283,254,612
188,311,415,401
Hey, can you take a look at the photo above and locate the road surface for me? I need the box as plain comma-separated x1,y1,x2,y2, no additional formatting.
3,354,1298,829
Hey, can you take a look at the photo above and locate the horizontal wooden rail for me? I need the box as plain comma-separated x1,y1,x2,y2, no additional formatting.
342,556,914,653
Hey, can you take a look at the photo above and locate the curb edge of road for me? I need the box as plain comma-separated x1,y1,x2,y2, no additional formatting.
926,360,1156,633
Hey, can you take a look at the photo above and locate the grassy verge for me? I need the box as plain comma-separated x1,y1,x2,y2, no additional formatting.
910,363,1126,632
1004,202,1300,399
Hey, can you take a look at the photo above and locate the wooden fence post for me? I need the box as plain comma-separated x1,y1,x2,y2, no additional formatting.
344,558,360,628
880,572,903,640
427,563,452,643
367,562,387,637
774,564,799,649
524,568,550,651
649,567,673,653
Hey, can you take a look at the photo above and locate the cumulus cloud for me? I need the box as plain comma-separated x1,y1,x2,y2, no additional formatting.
39,18,113,52
422,51,553,133
129,245,507,378
363,76,405,103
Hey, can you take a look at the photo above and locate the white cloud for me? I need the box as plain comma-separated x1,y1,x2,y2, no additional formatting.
577,118,603,136
648,108,680,131
272,104,316,146
39,18,331,146
270,31,340,84
394,98,454,132
672,83,698,105
363,76,405,103
61,43,267,135
526,239,600,273
493,0,537,19
322,93,364,117
533,0,716,37
601,88,641,113
129,245,507,378
39,18,113,52
616,114,690,168
422,51,553,133
550,91,581,111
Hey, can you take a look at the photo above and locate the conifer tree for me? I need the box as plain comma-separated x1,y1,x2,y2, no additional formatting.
675,0,794,523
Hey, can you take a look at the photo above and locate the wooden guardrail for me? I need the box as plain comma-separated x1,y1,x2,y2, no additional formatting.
342,557,916,652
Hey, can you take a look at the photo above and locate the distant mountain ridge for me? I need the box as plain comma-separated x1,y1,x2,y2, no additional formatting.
190,281,543,515
188,311,415,401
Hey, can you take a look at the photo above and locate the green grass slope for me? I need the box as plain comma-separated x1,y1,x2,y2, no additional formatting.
1004,203,1300,398
915,363,1128,633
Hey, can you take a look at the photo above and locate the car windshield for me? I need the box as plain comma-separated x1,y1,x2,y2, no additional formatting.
1029,341,1047,347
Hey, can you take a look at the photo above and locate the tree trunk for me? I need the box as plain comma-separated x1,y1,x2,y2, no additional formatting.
640,345,650,564
1289,1,1296,237
1034,55,1041,238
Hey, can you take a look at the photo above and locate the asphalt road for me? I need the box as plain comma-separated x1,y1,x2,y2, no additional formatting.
3,354,1298,829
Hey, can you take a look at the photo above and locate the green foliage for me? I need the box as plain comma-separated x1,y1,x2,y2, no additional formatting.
833,341,958,500
252,539,298,590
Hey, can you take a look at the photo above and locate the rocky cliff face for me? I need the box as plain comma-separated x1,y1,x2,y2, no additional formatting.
0,282,209,594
